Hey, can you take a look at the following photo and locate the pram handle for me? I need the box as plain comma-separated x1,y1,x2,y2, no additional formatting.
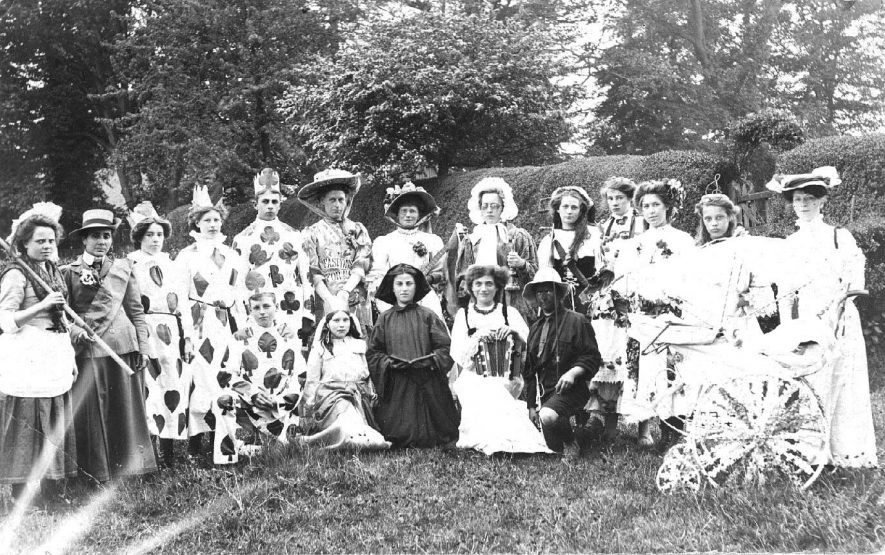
844,289,868,300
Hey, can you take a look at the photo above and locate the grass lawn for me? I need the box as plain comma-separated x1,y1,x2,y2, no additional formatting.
3,382,884,553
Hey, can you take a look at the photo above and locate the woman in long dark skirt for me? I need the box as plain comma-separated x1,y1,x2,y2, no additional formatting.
62,209,157,483
367,264,459,448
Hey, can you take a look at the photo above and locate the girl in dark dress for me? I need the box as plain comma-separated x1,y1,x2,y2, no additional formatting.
367,264,459,447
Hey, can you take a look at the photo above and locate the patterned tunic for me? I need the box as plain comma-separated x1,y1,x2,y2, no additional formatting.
303,218,372,325
128,249,193,440
232,218,313,340
174,237,248,437
213,322,305,464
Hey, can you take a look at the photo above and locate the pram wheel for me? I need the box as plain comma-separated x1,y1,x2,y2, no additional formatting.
687,374,828,490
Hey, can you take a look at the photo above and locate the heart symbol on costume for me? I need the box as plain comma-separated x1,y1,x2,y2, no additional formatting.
178,413,187,435
164,390,181,412
167,292,178,313
147,358,162,380
153,415,165,434
149,265,164,286
156,323,172,345
141,295,151,312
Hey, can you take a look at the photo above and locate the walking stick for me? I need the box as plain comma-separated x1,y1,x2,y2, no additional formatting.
0,237,135,376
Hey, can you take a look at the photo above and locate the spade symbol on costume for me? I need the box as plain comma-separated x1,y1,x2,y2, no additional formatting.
249,244,268,266
220,435,235,456
167,292,179,313
198,338,214,363
210,248,226,269
245,270,266,292
141,295,151,312
193,273,209,297
153,415,165,434
149,265,164,286
178,413,187,435
282,393,300,412
164,390,181,412
217,394,235,412
156,323,172,345
242,350,259,375
282,349,295,372
266,419,284,438
257,332,277,359
269,265,283,288
261,226,280,246
263,367,282,392
204,411,216,430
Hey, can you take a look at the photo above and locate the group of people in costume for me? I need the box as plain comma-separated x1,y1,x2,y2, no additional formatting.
0,163,877,506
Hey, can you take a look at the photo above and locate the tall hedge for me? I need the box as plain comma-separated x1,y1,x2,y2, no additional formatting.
346,151,737,241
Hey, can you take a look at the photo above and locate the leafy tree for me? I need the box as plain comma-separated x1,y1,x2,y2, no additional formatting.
110,0,338,210
287,8,580,183
591,0,885,154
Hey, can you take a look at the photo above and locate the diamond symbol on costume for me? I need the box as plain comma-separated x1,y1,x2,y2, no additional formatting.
211,247,226,269
261,226,280,246
198,338,214,363
191,302,205,328
156,323,172,345
245,270,266,292
215,307,228,327
164,390,181,412
193,272,209,297
167,292,178,312
149,265,164,286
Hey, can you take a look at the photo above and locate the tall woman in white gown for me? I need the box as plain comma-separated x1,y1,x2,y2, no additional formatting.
450,265,550,455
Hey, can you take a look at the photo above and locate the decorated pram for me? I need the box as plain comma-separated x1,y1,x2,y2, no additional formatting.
599,235,869,492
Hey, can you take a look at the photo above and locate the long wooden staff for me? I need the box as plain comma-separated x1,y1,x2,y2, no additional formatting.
0,237,135,376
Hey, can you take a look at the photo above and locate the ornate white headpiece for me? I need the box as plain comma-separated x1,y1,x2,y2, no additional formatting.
127,201,162,228
468,177,518,225
253,168,282,197
7,202,63,244
192,184,214,210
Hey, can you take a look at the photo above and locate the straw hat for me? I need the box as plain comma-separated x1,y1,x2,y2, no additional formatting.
70,209,120,240
522,267,572,300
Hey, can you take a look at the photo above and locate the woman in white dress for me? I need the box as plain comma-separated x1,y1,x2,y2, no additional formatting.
450,264,550,455
765,166,877,468
127,202,192,468
174,186,247,460
368,182,446,319
616,179,695,446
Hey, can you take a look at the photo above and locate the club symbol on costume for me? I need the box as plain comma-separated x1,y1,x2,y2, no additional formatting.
258,332,277,359
167,292,178,313
245,270,266,292
164,390,181,412
281,292,300,314
149,265,164,286
269,265,283,288
249,244,268,266
156,323,172,345
261,226,280,246
193,273,210,297
211,247,226,269
278,242,298,264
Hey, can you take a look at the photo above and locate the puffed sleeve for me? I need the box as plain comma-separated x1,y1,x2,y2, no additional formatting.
0,270,26,333
536,234,553,270
367,234,390,288
838,228,866,290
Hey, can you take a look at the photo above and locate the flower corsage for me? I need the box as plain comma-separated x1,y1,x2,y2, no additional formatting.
79,267,102,289
412,241,428,257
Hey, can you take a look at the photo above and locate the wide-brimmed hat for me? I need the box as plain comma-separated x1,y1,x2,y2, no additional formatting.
765,166,841,194
384,182,441,228
522,267,572,300
127,201,171,239
375,263,431,305
297,169,361,219
70,209,120,239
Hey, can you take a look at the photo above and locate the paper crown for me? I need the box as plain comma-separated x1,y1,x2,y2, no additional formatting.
192,184,214,209
127,201,162,228
253,168,282,196
6,202,63,244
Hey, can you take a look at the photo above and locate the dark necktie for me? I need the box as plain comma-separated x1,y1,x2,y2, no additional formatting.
614,216,628,225
537,315,552,356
